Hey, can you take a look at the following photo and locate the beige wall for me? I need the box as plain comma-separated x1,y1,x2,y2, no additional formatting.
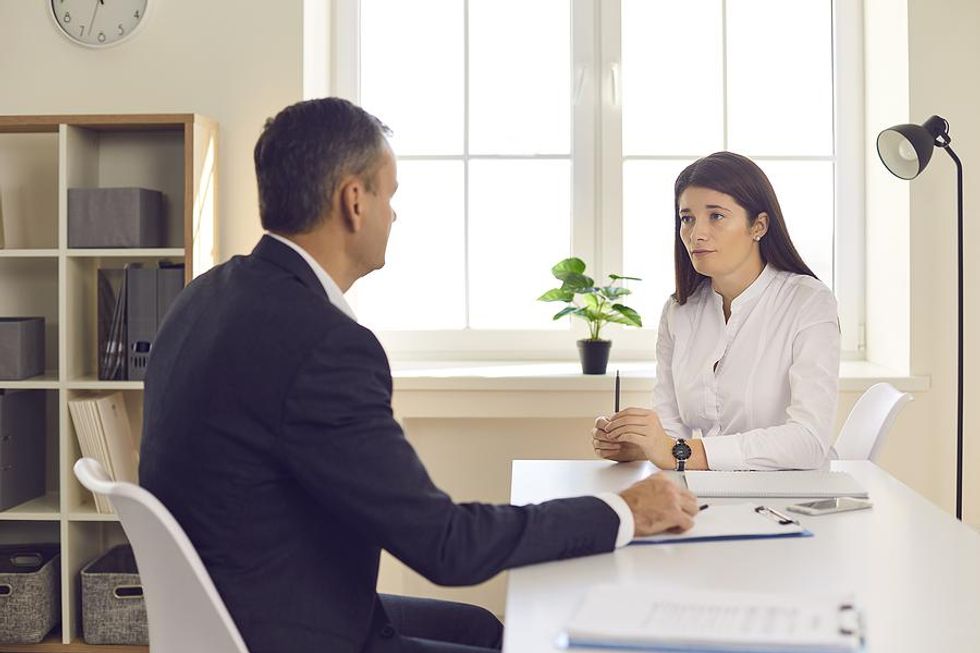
0,0,304,259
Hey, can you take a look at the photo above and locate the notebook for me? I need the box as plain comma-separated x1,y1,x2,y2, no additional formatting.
563,584,864,652
685,471,869,499
634,502,810,545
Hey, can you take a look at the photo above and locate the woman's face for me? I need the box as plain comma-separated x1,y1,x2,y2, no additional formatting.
677,186,767,280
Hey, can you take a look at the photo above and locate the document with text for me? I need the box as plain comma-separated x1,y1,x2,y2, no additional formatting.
563,584,864,652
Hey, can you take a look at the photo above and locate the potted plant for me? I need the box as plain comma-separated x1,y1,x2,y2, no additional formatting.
538,257,642,374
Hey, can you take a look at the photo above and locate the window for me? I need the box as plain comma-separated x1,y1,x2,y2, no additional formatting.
329,0,863,360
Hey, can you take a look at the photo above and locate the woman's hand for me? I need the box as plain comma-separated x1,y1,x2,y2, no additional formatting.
599,408,677,469
591,416,645,462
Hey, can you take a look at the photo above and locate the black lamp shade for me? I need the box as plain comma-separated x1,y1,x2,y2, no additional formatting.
876,115,949,180
877,124,935,179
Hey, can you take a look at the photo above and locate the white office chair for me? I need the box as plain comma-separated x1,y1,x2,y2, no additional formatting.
73,458,249,653
832,382,913,461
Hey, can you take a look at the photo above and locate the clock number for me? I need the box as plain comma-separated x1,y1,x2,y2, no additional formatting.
97,31,106,43
63,11,71,23
78,25,85,36
134,10,141,19
118,24,125,36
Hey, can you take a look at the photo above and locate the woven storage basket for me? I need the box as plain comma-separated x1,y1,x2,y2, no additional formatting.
0,543,60,644
81,544,148,645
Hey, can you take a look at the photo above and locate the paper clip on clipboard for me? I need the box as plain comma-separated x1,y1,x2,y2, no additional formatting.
754,505,799,525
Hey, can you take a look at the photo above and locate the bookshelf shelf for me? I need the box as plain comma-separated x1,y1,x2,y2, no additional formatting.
0,634,147,653
0,493,61,521
0,249,60,258
65,248,185,258
0,371,60,389
66,378,144,391
0,113,218,648
66,506,119,523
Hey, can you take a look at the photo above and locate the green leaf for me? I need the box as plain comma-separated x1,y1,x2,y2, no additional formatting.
537,288,575,302
599,285,631,299
611,304,643,327
582,293,601,310
551,257,587,280
552,305,581,320
608,274,643,281
560,273,595,291
582,308,606,323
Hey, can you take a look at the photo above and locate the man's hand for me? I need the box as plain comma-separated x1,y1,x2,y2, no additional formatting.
592,416,645,462
618,474,699,536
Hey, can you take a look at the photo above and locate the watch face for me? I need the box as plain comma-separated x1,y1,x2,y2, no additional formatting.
51,0,149,48
672,441,692,461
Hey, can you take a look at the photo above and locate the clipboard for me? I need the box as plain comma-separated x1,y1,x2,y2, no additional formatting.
632,502,812,545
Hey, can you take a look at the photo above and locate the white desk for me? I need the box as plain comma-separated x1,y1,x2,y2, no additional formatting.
505,460,980,652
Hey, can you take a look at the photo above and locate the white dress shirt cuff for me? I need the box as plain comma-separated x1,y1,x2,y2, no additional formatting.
701,435,745,471
595,492,634,548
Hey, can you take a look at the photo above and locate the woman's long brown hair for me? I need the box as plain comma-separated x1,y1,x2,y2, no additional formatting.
673,152,817,304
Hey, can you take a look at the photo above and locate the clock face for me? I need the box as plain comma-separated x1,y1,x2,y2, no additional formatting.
50,0,149,47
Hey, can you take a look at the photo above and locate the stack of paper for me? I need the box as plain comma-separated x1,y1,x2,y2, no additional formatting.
68,392,139,513
565,584,864,652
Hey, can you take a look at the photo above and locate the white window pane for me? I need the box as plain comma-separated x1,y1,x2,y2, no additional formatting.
361,0,463,155
622,0,723,156
755,160,834,287
351,161,466,330
468,0,571,155
622,160,694,327
726,0,833,155
468,160,571,329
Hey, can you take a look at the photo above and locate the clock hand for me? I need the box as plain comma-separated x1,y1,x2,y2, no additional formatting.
87,0,101,36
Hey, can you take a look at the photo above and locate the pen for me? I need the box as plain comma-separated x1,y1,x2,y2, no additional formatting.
614,370,620,413
699,504,709,511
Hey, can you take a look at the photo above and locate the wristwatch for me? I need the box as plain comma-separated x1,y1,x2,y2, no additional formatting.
672,438,692,472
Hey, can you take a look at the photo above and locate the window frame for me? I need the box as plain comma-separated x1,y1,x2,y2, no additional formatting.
327,0,864,362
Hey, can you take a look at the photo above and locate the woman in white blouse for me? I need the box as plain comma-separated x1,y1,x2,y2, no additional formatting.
593,152,840,471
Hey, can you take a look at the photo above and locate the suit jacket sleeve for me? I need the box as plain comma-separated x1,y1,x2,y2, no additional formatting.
277,321,619,586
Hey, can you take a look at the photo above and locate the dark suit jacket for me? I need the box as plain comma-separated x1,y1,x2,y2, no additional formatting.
140,236,619,653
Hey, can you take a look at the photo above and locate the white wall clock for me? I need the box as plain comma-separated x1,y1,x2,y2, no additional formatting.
50,0,150,48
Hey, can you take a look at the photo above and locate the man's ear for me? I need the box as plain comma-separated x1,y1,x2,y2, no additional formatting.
337,176,364,233
753,212,769,239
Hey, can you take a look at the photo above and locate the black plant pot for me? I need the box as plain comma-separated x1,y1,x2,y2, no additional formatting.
577,339,612,375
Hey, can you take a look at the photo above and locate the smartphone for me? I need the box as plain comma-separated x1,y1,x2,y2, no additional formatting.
785,497,873,516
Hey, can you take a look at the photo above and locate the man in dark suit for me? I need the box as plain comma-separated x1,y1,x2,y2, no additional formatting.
140,98,698,653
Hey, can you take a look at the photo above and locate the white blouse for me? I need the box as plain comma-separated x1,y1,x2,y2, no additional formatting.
653,264,841,471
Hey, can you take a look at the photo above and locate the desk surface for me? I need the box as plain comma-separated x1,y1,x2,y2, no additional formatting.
505,460,980,653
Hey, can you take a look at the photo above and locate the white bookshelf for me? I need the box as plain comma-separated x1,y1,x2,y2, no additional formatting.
0,114,218,652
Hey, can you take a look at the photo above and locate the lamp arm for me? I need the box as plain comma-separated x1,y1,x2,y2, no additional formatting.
942,144,964,520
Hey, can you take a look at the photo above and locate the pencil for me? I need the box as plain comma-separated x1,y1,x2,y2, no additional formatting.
615,370,620,413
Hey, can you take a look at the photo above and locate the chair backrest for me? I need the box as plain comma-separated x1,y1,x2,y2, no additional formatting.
73,458,249,653
832,382,913,461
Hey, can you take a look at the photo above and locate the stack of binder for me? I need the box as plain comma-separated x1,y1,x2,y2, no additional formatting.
67,393,139,514
98,262,184,381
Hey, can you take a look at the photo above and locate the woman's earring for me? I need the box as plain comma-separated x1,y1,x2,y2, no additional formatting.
754,235,761,242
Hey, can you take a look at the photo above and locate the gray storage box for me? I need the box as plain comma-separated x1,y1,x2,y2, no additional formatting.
0,317,44,380
0,390,46,511
68,187,166,248
81,545,148,645
0,544,60,644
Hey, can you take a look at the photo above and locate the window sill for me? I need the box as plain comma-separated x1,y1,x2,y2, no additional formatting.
390,360,930,419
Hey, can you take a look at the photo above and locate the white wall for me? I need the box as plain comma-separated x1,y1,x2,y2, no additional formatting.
905,0,980,525
0,0,304,259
